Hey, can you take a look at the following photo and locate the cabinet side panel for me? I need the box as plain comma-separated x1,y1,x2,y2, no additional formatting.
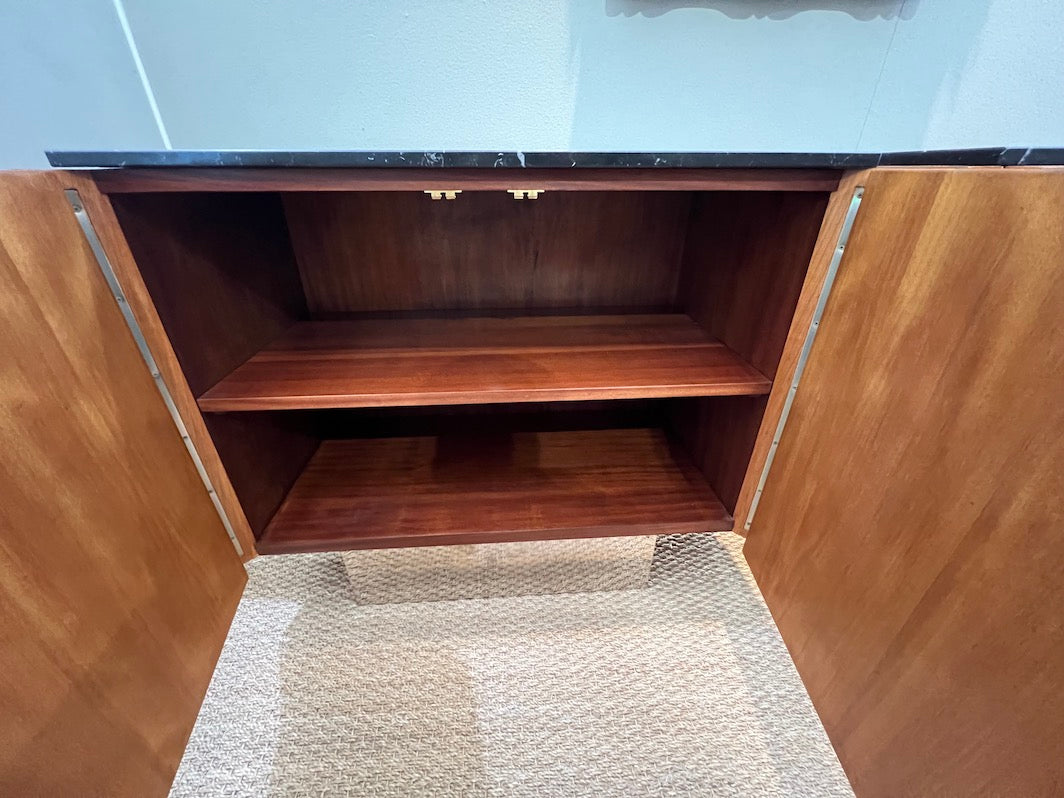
109,192,308,396
668,395,768,515
204,412,319,536
744,167,1064,797
729,173,869,530
679,191,829,379
673,191,828,518
108,192,318,544
75,185,259,557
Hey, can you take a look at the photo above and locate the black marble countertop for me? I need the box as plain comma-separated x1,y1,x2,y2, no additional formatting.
46,147,1063,169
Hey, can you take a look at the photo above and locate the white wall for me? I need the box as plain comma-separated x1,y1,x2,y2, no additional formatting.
1,0,1061,168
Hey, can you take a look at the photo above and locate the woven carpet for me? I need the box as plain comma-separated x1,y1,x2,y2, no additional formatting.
170,533,853,797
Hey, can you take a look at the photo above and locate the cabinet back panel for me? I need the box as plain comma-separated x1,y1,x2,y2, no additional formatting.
283,191,692,314
310,399,666,440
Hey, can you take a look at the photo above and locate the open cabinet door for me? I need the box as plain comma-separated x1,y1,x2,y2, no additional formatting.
0,172,247,795
744,168,1064,797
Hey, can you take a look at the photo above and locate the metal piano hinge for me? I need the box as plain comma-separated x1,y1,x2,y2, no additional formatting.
507,189,544,200
64,189,245,558
424,189,462,200
744,185,865,532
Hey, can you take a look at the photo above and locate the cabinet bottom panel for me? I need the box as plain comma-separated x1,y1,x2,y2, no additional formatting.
256,428,731,553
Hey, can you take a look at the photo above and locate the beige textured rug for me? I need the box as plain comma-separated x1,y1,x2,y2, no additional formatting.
170,533,853,797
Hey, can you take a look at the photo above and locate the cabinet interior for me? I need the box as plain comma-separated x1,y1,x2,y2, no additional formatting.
109,185,829,553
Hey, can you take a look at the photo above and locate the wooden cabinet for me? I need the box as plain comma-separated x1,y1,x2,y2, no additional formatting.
1,165,1061,796
96,168,836,555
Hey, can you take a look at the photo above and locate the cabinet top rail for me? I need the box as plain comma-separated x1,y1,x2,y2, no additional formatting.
78,167,839,193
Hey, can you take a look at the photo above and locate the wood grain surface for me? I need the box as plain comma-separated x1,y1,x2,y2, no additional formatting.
674,191,828,517
91,167,841,194
110,192,308,395
72,180,260,558
680,191,829,378
197,315,772,411
669,395,769,514
258,428,731,553
730,171,870,531
284,190,692,314
0,171,246,796
203,412,319,537
110,192,316,544
744,167,1064,797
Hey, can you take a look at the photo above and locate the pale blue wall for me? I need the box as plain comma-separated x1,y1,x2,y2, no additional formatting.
1,0,1061,168
860,0,1064,150
0,1,163,168
117,0,903,153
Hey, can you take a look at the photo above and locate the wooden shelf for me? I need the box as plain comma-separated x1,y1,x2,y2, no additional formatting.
256,428,732,553
198,314,771,411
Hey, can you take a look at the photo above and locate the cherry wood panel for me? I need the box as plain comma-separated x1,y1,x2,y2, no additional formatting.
203,412,319,537
730,172,869,531
0,171,246,796
673,191,828,519
679,191,829,379
285,190,692,314
668,395,768,514
91,167,841,193
73,186,261,557
109,192,308,396
258,428,731,553
744,168,1064,797
308,399,665,439
108,192,314,548
197,315,772,411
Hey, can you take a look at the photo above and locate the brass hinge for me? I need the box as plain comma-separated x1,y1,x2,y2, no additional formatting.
424,190,462,200
508,189,544,200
